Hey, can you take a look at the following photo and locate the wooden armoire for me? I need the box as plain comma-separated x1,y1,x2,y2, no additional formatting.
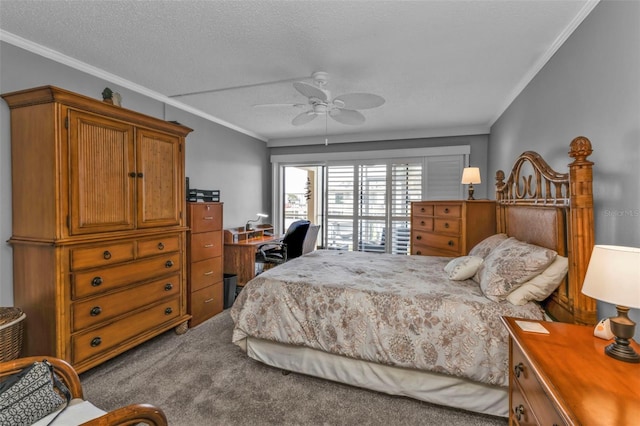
2,86,192,372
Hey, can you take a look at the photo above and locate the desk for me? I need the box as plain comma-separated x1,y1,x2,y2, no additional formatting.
224,225,278,286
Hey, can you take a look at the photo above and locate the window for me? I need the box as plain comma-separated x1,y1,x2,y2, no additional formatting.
272,145,470,254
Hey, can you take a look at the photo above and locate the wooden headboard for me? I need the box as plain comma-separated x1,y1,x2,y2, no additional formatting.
495,137,596,325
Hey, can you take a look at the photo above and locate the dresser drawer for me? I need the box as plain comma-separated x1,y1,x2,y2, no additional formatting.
190,231,222,262
190,282,223,327
190,257,223,292
72,253,181,299
412,203,434,217
71,273,181,331
510,380,537,426
411,215,433,232
414,232,460,253
71,297,180,365
512,344,564,425
70,241,135,271
190,203,222,233
434,204,462,218
434,218,461,234
412,244,459,257
137,235,180,258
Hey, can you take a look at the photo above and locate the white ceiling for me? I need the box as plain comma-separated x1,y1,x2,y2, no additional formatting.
0,0,598,146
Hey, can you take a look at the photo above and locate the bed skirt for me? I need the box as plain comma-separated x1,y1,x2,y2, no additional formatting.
239,336,508,418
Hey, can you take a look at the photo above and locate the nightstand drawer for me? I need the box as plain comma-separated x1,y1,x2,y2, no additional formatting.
512,344,564,426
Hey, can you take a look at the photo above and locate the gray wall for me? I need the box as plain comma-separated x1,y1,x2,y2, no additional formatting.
0,41,270,306
490,1,640,332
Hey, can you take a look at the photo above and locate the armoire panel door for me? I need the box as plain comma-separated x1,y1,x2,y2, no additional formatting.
69,110,136,235
136,128,182,228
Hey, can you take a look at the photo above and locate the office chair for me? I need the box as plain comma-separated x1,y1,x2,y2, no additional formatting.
256,220,310,266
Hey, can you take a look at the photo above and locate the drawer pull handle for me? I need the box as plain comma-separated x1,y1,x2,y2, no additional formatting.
420,208,425,213
203,271,214,276
158,242,165,250
137,172,144,178
420,220,425,226
204,216,214,220
444,208,449,213
165,260,174,268
91,277,103,287
204,244,214,248
416,235,422,240
204,298,214,304
90,337,102,347
164,307,173,315
90,306,102,316
164,283,173,291
513,404,525,422
103,250,112,260
444,222,450,228
448,240,454,247
416,251,422,255
128,172,136,178
514,362,524,378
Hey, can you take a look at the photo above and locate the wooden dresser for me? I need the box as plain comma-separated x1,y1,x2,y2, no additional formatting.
410,200,496,256
2,86,192,372
187,202,224,327
502,316,640,425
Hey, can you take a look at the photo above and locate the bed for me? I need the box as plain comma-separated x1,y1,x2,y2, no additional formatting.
230,137,596,417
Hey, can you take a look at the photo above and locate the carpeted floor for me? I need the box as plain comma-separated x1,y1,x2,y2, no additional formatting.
80,310,509,425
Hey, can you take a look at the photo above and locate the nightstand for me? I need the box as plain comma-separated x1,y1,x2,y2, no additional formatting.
501,316,640,425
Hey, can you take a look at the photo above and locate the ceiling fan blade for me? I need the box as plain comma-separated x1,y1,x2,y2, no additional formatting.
333,93,385,110
329,109,365,125
253,103,306,109
293,81,328,102
292,111,317,126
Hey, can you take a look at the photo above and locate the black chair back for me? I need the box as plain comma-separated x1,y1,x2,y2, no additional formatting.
282,220,310,260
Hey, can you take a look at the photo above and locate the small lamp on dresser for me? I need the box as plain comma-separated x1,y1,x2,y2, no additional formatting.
582,245,640,363
461,167,481,200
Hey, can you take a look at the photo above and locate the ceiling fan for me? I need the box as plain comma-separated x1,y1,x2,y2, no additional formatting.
255,71,385,126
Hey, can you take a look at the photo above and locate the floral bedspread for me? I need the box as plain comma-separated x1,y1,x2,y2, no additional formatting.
230,250,544,387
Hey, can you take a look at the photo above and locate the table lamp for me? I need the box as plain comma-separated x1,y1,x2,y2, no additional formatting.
461,167,481,200
245,213,268,231
582,245,640,363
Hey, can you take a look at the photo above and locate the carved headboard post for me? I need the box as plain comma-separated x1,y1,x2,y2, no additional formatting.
495,170,507,234
568,136,597,324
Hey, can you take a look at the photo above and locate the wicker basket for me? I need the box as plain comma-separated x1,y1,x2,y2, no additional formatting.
0,307,26,362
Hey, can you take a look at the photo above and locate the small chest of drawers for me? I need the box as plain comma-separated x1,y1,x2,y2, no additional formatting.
502,316,640,426
410,200,496,257
187,202,224,327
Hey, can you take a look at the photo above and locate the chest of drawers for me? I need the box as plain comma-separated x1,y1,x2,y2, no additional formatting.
411,200,496,257
502,316,640,426
187,202,224,327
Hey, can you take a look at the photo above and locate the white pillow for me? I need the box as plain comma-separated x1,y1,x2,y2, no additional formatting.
444,256,484,280
475,237,557,302
506,255,569,305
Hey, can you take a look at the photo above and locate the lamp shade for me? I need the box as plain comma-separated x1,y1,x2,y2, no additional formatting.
461,167,481,184
581,245,640,309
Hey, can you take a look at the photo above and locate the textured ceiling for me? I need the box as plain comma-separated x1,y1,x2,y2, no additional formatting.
0,1,597,145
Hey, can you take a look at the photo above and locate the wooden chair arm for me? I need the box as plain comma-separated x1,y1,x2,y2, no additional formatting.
0,355,84,399
80,403,168,426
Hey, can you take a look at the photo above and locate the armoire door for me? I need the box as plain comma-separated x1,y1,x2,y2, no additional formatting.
68,110,136,235
136,128,182,228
